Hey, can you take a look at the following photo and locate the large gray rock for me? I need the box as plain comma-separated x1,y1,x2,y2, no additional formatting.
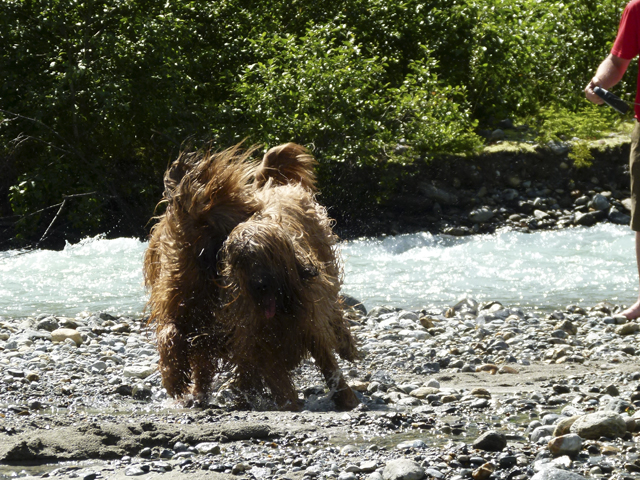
589,193,609,211
569,411,627,439
531,467,588,480
548,433,582,457
470,208,494,223
382,459,425,480
419,183,458,205
491,129,505,140
573,212,597,226
20,330,52,342
35,317,59,332
473,430,507,452
530,425,556,442
609,207,631,225
603,398,631,414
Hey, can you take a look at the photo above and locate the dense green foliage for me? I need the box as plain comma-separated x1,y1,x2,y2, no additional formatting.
0,0,633,246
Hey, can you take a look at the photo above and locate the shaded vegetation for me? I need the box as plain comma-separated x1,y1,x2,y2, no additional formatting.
0,0,634,247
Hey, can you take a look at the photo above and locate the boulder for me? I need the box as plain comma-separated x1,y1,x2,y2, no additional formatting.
382,459,424,480
570,411,627,439
548,433,582,457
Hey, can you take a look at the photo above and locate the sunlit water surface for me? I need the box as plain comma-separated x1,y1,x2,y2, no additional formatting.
0,224,636,318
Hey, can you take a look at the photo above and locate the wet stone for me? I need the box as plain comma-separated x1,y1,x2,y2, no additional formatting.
473,431,507,452
548,434,582,457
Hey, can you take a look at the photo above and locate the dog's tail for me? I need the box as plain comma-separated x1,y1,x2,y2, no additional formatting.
146,144,260,283
164,144,259,226
254,143,317,192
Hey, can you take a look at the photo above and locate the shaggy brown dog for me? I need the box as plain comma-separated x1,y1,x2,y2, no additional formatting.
143,143,359,410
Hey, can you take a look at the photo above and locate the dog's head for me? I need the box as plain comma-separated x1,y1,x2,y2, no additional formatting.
220,220,319,320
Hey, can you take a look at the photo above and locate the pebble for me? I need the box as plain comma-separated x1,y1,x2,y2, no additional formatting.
1,297,640,479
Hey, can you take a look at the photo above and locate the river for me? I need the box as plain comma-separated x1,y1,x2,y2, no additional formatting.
0,224,636,318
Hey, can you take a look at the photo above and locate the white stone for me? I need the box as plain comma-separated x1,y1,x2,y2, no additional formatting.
51,328,83,346
123,364,156,379
383,459,425,480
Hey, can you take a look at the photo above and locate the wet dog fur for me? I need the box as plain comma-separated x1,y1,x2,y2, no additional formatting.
143,143,359,410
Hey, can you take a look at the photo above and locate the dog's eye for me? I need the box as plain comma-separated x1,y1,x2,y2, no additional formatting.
298,264,318,280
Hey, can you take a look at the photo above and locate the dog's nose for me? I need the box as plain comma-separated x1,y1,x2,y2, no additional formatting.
250,276,269,293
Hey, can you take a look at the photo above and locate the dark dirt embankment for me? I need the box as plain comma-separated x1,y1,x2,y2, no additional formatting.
330,137,632,239
0,136,632,249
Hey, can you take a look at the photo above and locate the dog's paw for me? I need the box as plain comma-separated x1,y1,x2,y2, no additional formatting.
332,387,360,411
180,391,211,409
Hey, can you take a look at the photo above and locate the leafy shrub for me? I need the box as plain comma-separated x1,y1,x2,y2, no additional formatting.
536,103,620,143
0,0,633,245
228,26,481,166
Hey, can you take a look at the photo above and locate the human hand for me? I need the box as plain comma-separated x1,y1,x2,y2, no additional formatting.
585,77,605,105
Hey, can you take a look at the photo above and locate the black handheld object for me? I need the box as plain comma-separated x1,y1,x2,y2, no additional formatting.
593,86,630,114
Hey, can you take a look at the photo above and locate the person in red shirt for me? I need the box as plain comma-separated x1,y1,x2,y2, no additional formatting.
585,0,640,319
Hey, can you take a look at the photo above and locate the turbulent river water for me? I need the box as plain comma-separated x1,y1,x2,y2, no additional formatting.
0,224,637,319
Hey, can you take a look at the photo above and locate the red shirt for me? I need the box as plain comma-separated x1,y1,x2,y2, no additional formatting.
612,0,640,118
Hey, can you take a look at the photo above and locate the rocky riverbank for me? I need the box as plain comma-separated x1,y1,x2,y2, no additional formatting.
2,133,634,250
2,298,640,479
334,134,635,239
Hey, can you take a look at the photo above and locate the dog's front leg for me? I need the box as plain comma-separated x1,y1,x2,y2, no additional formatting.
262,369,302,411
310,347,359,410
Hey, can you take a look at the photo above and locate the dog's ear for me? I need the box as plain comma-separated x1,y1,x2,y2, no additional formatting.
255,143,318,192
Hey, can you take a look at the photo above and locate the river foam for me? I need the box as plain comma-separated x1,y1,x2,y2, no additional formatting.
341,223,636,311
0,224,637,318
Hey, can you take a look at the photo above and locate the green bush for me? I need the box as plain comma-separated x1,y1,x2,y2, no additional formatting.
536,103,620,143
0,0,633,245
228,27,480,164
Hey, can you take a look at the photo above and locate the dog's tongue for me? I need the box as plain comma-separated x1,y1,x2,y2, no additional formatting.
264,297,276,319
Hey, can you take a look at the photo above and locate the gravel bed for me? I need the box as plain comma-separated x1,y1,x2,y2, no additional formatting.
1,298,640,480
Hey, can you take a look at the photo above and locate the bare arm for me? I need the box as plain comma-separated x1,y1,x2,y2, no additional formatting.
585,54,632,104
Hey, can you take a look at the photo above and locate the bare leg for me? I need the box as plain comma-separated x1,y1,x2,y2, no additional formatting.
622,231,640,320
